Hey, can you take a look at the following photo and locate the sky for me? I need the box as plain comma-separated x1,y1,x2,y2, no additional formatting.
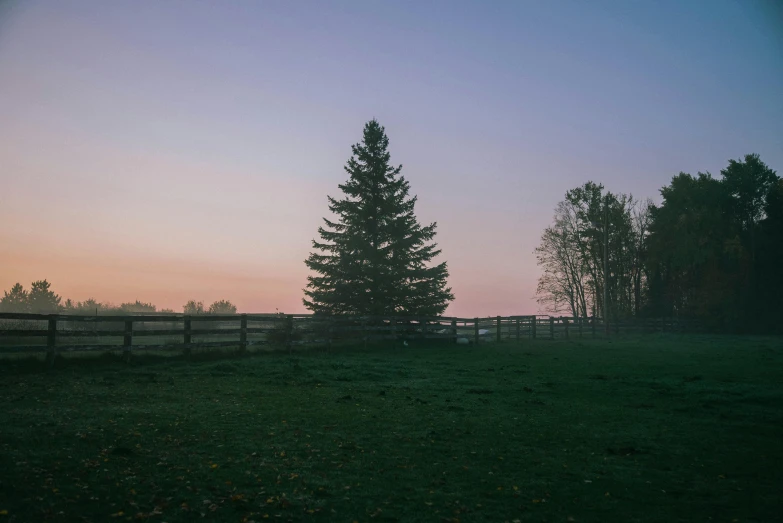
0,0,781,316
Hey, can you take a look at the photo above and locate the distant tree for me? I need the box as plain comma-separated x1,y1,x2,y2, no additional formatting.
721,154,778,233
304,119,453,316
119,300,157,313
160,308,175,314
560,182,608,318
536,182,646,321
0,283,29,312
183,300,205,315
764,178,783,225
75,298,103,314
630,198,654,316
208,300,237,314
27,280,61,313
750,178,783,331
645,172,740,323
535,199,590,317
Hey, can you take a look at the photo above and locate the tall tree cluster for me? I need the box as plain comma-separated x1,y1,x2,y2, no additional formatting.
536,154,781,332
535,183,651,320
304,119,453,316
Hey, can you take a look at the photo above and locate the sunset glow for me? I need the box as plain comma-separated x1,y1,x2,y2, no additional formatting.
1,0,781,315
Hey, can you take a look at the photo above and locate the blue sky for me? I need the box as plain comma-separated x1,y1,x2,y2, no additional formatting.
1,0,781,314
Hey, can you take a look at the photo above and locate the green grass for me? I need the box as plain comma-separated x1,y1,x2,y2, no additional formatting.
1,335,781,522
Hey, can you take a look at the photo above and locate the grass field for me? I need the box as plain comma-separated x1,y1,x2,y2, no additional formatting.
1,335,781,522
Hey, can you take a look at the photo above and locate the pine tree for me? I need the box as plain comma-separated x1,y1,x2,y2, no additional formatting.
0,283,30,312
28,280,61,313
304,119,453,317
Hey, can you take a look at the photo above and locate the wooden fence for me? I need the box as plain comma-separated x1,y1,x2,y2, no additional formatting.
0,312,701,364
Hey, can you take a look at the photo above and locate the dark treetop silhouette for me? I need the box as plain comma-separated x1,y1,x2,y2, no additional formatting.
304,119,453,317
535,154,782,333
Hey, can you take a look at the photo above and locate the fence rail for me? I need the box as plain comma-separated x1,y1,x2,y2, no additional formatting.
0,312,702,365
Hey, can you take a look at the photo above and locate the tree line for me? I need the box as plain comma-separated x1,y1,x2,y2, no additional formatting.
535,154,782,333
0,281,238,315
6,120,774,333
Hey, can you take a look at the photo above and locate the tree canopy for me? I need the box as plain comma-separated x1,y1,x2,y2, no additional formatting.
27,280,61,313
536,154,781,333
208,300,237,314
183,300,205,315
0,283,29,312
0,281,242,317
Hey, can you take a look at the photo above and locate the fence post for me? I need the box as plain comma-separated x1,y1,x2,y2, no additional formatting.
46,315,57,369
496,316,501,343
184,315,192,359
286,315,294,355
240,314,248,353
578,316,583,338
474,318,479,345
592,316,596,338
531,316,537,340
515,317,520,343
549,316,555,339
451,319,457,344
123,319,133,363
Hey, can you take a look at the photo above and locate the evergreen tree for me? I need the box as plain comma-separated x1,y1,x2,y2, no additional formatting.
0,283,30,312
304,119,453,316
28,280,61,313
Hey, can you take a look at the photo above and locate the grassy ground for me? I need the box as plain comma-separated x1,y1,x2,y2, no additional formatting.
0,335,781,523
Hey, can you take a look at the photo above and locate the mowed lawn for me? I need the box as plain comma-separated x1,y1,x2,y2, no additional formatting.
1,336,781,523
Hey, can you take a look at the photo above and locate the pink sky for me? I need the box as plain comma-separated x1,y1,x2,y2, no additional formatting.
0,138,537,315
1,1,780,316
